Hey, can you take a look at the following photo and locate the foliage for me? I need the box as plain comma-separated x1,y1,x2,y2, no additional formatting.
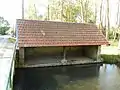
101,54,120,64
106,27,119,40
25,0,96,23
108,30,115,39
5,27,15,36
26,0,43,20
48,0,95,23
109,27,120,47
8,37,16,43
109,40,118,46
0,17,10,35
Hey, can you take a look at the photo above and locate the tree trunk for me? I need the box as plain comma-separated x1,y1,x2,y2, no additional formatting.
100,0,103,23
95,1,97,24
106,0,110,40
22,0,24,19
81,0,84,23
117,0,120,48
116,0,120,26
100,0,103,29
48,5,50,20
118,35,120,49
85,0,88,22
113,33,117,42
68,1,70,22
61,0,64,21
105,10,107,38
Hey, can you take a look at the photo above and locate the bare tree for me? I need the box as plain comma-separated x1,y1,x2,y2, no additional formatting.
112,0,120,42
48,5,50,20
116,0,120,48
85,0,88,22
116,0,120,26
80,0,84,22
100,0,103,29
61,0,64,21
106,0,110,40
22,0,24,19
94,0,97,24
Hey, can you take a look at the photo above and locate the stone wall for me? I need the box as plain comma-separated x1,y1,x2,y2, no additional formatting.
83,45,100,60
66,46,83,59
25,47,63,60
25,46,83,59
24,46,100,61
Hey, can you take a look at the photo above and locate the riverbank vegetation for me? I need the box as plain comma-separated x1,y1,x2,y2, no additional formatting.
0,17,10,35
101,54,120,64
101,44,120,64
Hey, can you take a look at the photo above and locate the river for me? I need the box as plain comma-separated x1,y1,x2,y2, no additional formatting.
13,64,120,90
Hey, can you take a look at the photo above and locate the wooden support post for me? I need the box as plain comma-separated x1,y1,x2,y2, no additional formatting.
61,46,67,63
63,46,66,60
97,46,101,61
19,47,25,66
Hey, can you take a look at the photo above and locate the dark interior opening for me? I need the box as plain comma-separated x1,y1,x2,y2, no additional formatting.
24,46,98,64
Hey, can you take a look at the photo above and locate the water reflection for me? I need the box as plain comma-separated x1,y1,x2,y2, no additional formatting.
14,64,120,90
99,64,120,90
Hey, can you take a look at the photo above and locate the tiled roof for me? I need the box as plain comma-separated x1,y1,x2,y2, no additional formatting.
16,19,108,47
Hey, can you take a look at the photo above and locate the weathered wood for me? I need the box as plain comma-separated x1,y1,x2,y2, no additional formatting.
19,47,25,66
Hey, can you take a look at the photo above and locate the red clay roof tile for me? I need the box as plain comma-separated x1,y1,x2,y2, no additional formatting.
16,19,108,47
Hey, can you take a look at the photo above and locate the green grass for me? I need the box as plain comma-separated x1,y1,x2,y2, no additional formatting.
101,43,120,64
8,37,16,43
101,54,120,64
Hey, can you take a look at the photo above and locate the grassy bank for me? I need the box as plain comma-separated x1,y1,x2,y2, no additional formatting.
101,42,120,64
101,54,120,64
8,37,16,43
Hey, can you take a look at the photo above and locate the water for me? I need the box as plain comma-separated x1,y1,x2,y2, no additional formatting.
14,64,120,90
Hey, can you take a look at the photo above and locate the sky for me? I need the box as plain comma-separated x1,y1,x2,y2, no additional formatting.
0,0,118,27
0,0,48,26
0,0,22,26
